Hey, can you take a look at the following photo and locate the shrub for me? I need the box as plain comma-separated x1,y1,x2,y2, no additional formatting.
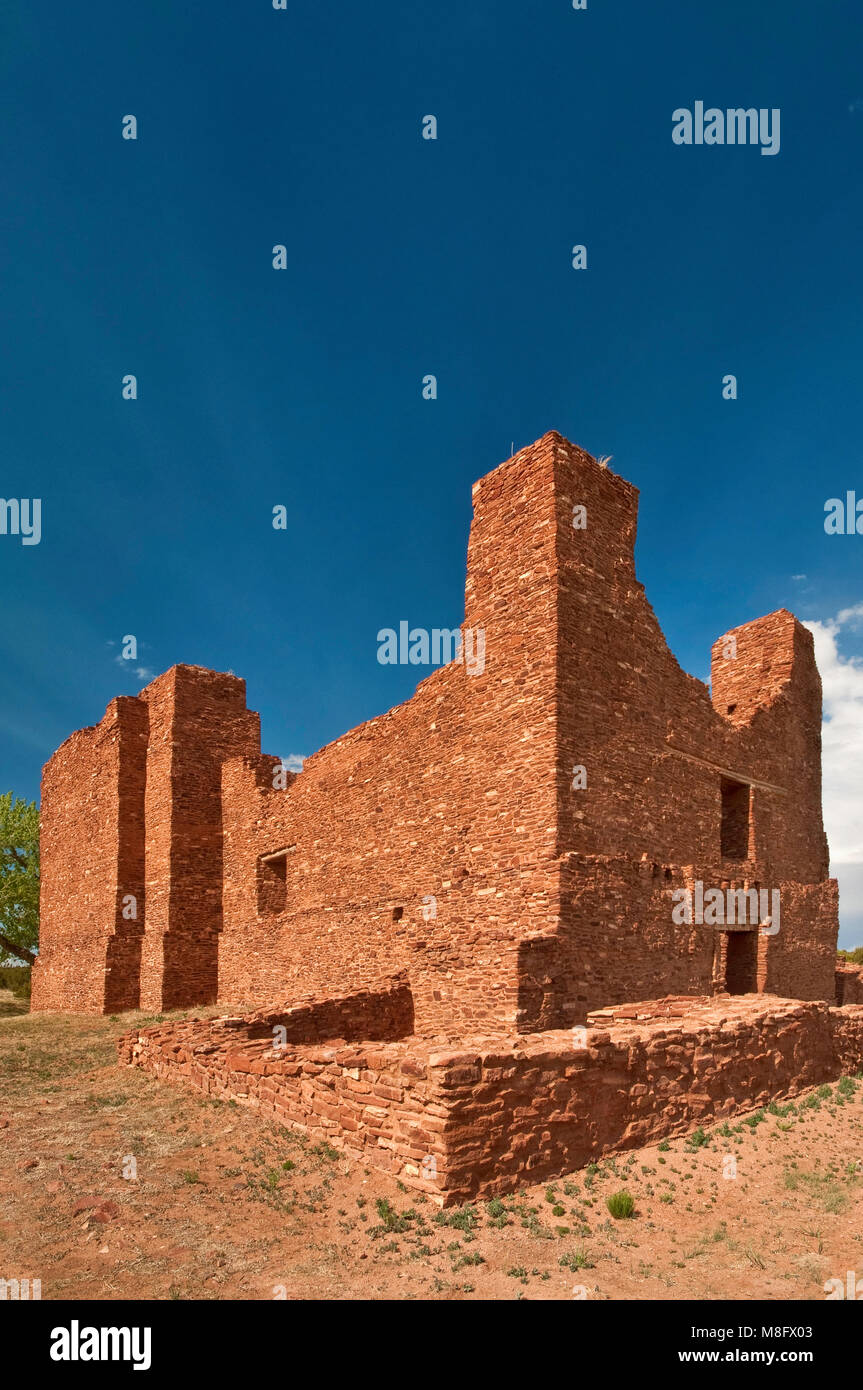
559,1248,594,1271
606,1191,635,1219
374,1198,410,1233
0,965,31,997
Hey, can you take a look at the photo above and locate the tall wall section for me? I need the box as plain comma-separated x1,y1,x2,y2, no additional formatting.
137,667,260,1011
32,667,260,1014
33,432,838,1025
218,435,569,1035
31,696,148,1013
543,434,837,1022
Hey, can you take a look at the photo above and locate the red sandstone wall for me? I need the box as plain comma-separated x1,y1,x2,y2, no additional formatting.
757,880,838,1000
32,697,148,1013
711,612,829,882
119,995,863,1205
138,667,260,1011
434,999,863,1202
836,963,863,1005
239,975,415,1042
547,434,836,1019
119,1025,439,1190
119,977,414,1057
33,668,259,1014
528,857,719,1026
217,433,836,1031
36,432,839,1022
554,482,828,880
217,440,567,1033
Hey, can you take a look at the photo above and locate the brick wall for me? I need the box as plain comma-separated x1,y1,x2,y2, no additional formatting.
550,435,836,1020
32,668,259,1014
119,993,863,1205
137,667,259,1011
35,432,839,1023
836,963,863,1005
217,439,567,1033
32,697,148,1013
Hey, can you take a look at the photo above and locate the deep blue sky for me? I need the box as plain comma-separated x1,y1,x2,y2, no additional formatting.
2,1,861,942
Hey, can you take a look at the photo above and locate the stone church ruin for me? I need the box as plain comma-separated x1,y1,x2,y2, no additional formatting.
31,432,861,1202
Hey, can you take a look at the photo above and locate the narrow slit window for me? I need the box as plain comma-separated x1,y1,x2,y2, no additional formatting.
720,778,750,861
257,848,291,915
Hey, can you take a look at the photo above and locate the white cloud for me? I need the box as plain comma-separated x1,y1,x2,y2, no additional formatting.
835,864,863,951
835,602,863,628
110,651,154,682
804,607,863,947
804,607,863,865
280,754,306,774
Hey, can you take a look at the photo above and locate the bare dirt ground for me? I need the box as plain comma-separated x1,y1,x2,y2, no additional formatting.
1,990,861,1302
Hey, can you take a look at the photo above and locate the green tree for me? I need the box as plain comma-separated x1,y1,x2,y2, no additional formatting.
0,792,39,965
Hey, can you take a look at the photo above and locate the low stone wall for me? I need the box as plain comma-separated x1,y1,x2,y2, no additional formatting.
836,963,863,1006
119,993,863,1206
224,973,415,1043
436,999,863,1202
118,1010,444,1194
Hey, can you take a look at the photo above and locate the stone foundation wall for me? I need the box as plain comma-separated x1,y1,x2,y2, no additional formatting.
201,975,414,1045
436,999,863,1203
119,992,863,1206
836,963,863,1005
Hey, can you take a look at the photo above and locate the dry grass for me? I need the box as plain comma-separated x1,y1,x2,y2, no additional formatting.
1,993,862,1301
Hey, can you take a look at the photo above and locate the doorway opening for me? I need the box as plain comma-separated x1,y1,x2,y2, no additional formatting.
724,929,758,994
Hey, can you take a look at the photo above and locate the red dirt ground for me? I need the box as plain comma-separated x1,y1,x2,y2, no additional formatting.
1,992,861,1301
